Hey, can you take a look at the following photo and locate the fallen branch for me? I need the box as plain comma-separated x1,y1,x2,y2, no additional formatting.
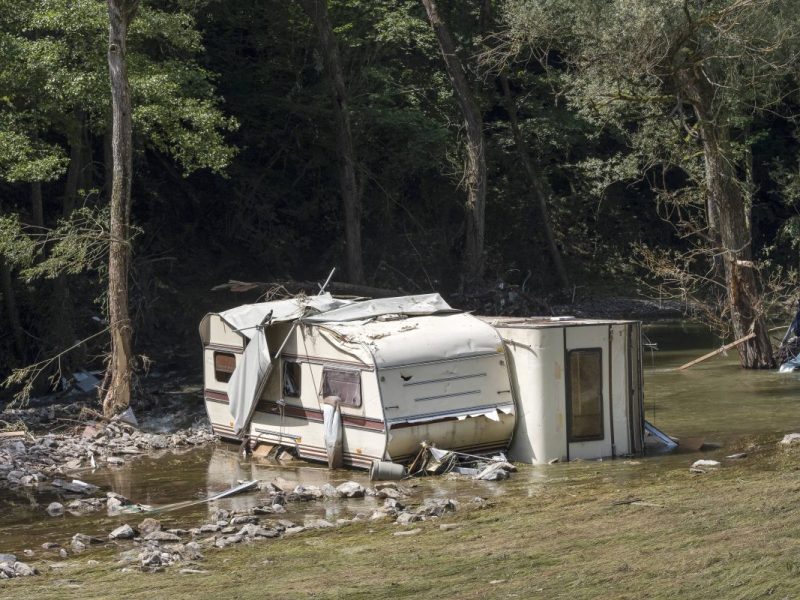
675,332,756,371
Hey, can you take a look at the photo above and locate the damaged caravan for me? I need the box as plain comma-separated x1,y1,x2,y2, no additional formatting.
200,294,646,469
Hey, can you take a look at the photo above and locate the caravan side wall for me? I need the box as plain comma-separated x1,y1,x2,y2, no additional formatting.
498,320,644,464
202,314,245,439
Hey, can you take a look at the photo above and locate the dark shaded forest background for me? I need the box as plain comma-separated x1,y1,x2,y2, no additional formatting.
2,0,800,397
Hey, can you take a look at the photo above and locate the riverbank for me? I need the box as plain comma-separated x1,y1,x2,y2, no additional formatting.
5,436,800,599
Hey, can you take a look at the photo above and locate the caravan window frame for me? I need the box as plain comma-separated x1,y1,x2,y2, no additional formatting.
213,351,236,383
320,367,362,408
566,348,604,442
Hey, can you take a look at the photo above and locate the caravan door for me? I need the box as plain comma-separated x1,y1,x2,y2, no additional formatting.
565,325,613,460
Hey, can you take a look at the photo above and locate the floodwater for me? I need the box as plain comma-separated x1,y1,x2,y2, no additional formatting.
2,322,800,555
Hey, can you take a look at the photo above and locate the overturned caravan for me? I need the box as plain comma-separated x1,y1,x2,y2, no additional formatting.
199,294,646,468
199,294,516,469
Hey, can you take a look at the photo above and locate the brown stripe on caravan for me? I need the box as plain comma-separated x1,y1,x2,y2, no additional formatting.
257,400,385,432
205,389,230,404
280,352,374,371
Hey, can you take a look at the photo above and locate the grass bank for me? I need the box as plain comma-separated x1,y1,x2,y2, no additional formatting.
7,442,800,600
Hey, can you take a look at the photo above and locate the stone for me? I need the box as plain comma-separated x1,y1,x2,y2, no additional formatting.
304,518,335,529
726,452,748,460
106,456,125,465
199,523,221,533
23,549,34,557
393,528,421,537
336,481,365,498
183,541,203,560
781,433,800,446
395,512,422,525
238,524,280,538
144,531,181,543
284,526,306,536
109,524,136,540
416,498,458,517
0,554,16,564
46,502,65,516
691,459,721,469
230,515,259,525
214,534,243,549
149,435,168,450
138,517,162,536
321,483,338,498
41,542,60,550
72,533,103,546
439,523,460,531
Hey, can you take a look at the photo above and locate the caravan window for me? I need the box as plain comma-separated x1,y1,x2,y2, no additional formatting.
567,349,604,441
283,361,301,398
321,368,362,408
214,351,236,383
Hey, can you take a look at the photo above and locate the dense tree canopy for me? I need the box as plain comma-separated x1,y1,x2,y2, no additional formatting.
2,0,800,399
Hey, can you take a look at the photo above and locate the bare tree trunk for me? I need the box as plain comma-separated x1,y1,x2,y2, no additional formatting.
104,0,139,416
678,67,773,368
421,0,486,282
296,0,364,284
499,74,569,289
697,120,773,368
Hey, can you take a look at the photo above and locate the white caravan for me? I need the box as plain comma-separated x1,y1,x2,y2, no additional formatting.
199,295,645,468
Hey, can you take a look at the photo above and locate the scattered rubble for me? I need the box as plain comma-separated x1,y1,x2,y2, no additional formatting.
0,415,215,492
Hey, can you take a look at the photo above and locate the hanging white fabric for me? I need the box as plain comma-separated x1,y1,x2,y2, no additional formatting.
228,328,272,436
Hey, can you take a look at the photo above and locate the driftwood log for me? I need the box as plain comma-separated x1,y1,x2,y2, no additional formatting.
211,279,402,299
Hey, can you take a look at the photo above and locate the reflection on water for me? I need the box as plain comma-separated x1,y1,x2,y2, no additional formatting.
2,322,800,554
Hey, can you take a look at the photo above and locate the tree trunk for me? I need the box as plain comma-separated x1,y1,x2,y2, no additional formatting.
104,0,139,416
296,0,364,284
421,0,486,282
499,74,569,289
678,66,773,368
696,120,773,368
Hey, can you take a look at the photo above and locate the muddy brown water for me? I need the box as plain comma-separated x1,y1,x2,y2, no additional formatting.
3,323,800,556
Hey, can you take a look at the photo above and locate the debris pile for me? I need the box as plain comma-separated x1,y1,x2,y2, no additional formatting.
407,444,517,481
0,415,215,491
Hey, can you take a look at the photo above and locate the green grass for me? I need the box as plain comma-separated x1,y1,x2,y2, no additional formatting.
8,446,800,599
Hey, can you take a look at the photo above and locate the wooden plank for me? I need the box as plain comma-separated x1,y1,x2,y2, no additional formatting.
0,431,26,440
675,332,756,371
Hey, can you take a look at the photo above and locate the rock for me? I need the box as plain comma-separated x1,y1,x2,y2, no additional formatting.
321,483,338,498
376,487,404,500
393,528,421,536
439,523,460,531
304,518,335,529
106,456,125,465
691,459,721,469
183,541,203,560
416,498,458,517
336,481,365,498
781,433,800,446
71,539,86,553
118,549,140,564
395,512,422,525
109,524,136,540
62,480,99,495
214,534,243,548
46,502,65,516
284,526,306,536
230,515,259,525
144,531,181,542
23,549,34,557
138,517,162,536
41,542,60,550
199,523,221,533
72,533,103,546
149,435,168,450
0,554,16,564
238,524,279,538
59,548,68,558
273,477,299,492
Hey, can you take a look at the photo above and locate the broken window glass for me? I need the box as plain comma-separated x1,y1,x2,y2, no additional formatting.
283,360,301,398
321,368,362,408
567,349,603,441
